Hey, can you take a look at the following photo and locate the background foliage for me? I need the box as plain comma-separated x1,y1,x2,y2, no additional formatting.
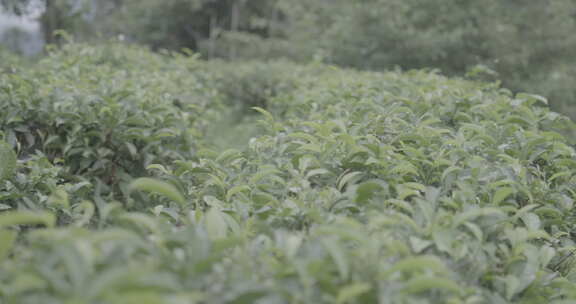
3,0,574,120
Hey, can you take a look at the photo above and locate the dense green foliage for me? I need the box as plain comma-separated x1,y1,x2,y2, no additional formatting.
6,0,575,120
2,43,576,303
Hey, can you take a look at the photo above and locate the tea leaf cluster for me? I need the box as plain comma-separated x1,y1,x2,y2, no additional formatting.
1,44,576,303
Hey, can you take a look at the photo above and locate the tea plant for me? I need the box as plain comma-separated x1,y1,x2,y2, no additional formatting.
1,43,576,303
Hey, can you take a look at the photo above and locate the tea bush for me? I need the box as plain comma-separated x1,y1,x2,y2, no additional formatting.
1,44,576,303
0,43,223,204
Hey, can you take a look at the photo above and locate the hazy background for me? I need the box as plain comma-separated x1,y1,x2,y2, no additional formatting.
0,7,43,55
1,0,575,119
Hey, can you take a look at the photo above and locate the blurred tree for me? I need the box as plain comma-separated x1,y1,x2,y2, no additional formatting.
0,0,92,45
286,0,576,117
101,0,284,58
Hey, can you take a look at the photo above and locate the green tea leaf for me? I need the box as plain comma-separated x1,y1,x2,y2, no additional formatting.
336,283,371,304
47,187,70,209
322,237,349,280
401,276,460,294
0,141,16,183
0,211,56,228
129,178,185,205
505,275,520,300
226,185,251,201
383,256,446,279
252,107,274,122
204,208,228,239
0,229,17,262
452,207,504,228
117,213,160,234
354,181,384,204
492,187,515,205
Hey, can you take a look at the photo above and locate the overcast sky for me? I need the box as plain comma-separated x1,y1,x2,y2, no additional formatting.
0,9,43,55
0,12,39,32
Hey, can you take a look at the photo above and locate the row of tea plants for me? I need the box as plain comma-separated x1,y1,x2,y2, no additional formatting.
1,43,576,303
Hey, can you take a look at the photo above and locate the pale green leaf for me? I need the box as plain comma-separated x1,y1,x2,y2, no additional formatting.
0,229,17,262
204,208,228,239
0,211,56,228
401,276,460,294
226,185,251,201
0,141,16,183
129,177,185,205
252,106,274,122
336,283,371,304
354,181,384,204
47,187,69,209
452,207,504,228
383,256,446,279
322,237,349,280
493,187,515,205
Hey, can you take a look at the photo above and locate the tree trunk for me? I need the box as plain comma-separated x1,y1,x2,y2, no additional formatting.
208,14,217,59
41,0,60,45
229,0,240,59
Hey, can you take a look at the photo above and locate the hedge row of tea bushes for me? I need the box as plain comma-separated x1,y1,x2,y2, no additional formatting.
1,44,576,303
0,44,225,215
